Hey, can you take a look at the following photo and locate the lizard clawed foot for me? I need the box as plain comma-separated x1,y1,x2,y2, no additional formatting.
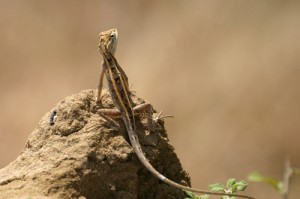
86,111,121,132
129,83,134,89
97,112,120,131
153,110,174,122
96,95,105,108
86,123,101,132
147,110,174,132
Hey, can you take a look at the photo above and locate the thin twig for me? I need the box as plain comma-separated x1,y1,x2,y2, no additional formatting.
282,159,292,199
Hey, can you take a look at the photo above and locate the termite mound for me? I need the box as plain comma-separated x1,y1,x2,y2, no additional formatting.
0,89,191,199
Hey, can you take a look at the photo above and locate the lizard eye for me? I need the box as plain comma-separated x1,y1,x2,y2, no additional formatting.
110,34,115,38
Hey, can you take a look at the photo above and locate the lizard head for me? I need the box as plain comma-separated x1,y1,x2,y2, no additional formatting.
98,28,118,56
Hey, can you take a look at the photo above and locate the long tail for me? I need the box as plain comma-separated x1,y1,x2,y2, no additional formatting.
124,121,254,199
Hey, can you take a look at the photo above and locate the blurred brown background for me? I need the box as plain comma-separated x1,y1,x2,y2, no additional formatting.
1,1,300,198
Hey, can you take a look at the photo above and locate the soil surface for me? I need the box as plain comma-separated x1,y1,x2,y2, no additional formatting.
0,89,191,199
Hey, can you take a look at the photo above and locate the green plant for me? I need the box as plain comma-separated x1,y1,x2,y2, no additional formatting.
248,172,285,193
184,178,248,199
248,160,300,199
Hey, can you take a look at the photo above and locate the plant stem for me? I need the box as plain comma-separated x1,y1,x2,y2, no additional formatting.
282,159,292,199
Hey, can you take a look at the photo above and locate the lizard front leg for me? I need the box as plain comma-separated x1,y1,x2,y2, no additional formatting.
96,64,106,105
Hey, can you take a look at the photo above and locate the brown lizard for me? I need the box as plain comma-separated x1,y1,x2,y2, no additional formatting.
96,28,254,199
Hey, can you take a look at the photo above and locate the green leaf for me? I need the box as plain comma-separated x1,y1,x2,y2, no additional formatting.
248,172,265,182
221,196,235,199
208,183,225,192
231,185,237,193
184,190,195,198
293,167,300,175
248,172,284,193
184,190,209,199
235,180,248,191
199,195,210,199
277,182,285,194
226,178,236,188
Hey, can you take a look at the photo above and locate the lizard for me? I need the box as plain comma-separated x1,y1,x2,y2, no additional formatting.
96,28,254,199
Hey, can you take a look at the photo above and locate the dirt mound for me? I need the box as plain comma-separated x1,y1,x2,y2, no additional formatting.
0,89,191,199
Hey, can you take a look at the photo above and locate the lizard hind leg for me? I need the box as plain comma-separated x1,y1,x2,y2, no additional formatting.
86,109,121,132
97,108,122,131
96,66,107,105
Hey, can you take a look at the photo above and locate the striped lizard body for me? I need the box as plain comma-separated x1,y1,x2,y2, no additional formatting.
96,29,254,199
